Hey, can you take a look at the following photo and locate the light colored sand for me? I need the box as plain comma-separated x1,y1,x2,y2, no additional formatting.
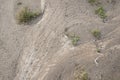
0,0,120,80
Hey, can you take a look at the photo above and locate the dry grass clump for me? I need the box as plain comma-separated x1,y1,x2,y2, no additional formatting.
74,66,89,80
91,29,101,39
88,0,101,5
16,7,40,24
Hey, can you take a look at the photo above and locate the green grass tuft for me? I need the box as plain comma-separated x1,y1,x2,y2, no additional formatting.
17,2,22,5
71,35,80,46
95,7,107,19
65,33,80,46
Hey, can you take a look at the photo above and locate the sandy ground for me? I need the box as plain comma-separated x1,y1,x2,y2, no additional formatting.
0,0,120,80
0,0,26,79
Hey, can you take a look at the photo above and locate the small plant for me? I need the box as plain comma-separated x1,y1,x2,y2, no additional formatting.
81,71,89,80
88,0,102,6
17,2,22,5
88,0,96,4
65,33,80,46
74,67,89,80
71,35,80,46
16,7,40,24
91,29,101,39
95,7,107,19
97,48,101,53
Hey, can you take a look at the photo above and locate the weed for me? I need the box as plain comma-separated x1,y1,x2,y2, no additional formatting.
71,35,80,46
97,48,101,53
88,0,102,6
80,71,89,80
95,7,107,19
91,29,101,39
16,7,40,24
74,67,89,80
88,0,96,4
65,33,80,46
17,2,22,5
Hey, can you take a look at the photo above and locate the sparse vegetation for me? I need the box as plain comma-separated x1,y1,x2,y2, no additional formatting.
88,0,107,20
81,71,89,80
71,35,80,46
65,32,80,46
95,7,107,19
17,2,22,5
88,0,101,5
74,67,89,80
91,29,101,39
97,48,101,53
16,7,40,24
88,0,96,4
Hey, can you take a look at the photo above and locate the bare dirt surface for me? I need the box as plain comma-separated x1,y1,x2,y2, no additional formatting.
0,0,120,80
